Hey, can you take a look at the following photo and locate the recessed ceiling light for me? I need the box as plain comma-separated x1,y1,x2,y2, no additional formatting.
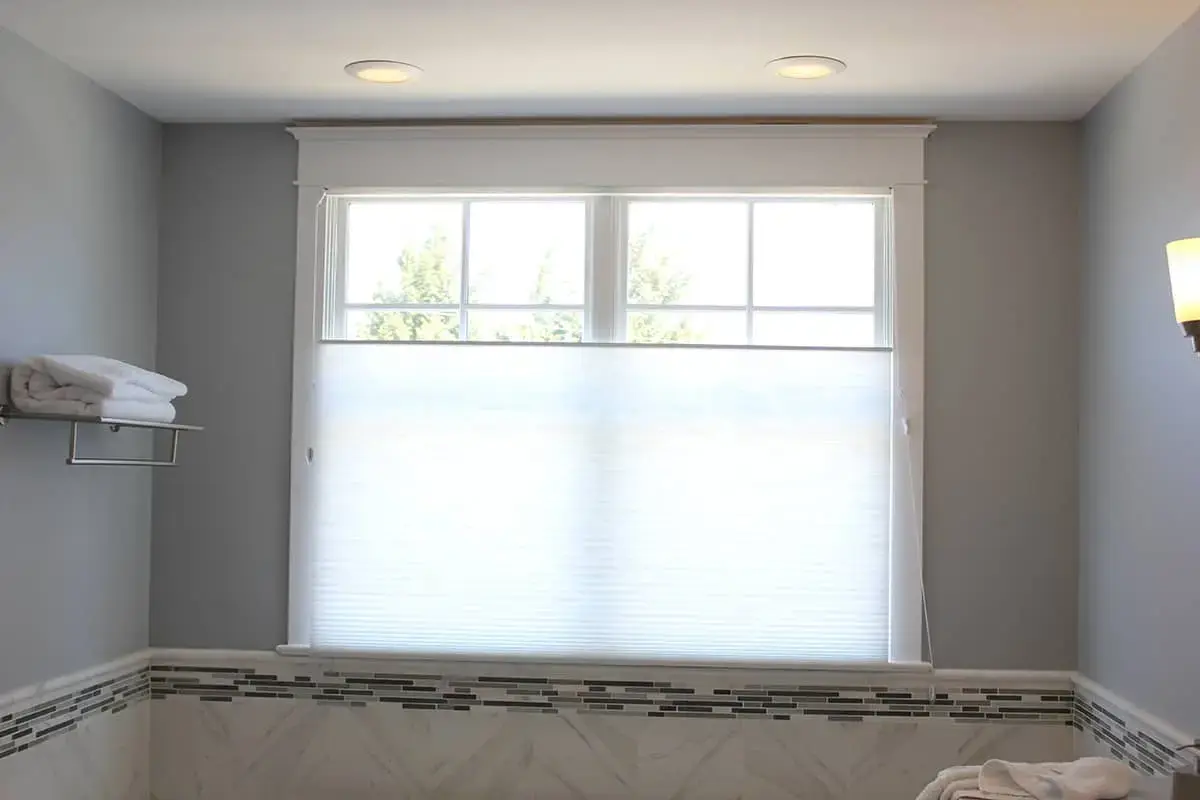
345,60,423,84
768,55,847,80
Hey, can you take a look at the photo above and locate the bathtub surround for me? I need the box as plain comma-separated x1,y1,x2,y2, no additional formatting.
148,659,1075,725
0,665,147,761
1072,678,1197,778
0,648,1185,800
148,651,1076,800
0,651,151,799
150,698,1070,800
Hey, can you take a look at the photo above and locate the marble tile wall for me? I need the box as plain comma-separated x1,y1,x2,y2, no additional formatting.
0,654,151,800
148,653,1076,800
150,692,1074,800
5,649,1191,800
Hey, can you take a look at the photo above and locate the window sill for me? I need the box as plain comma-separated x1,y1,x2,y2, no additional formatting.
275,644,932,675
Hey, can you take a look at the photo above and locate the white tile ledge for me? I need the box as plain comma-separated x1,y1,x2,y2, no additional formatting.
1,647,1082,716
140,646,1079,691
276,644,935,673
3,649,1080,709
0,648,151,712
1074,674,1196,747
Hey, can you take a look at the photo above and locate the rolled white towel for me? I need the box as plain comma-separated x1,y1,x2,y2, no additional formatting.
26,355,186,400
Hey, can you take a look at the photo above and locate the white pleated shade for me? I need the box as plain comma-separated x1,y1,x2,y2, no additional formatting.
305,342,892,662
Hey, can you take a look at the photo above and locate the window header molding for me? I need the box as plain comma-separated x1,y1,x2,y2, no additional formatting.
289,123,936,191
287,123,937,142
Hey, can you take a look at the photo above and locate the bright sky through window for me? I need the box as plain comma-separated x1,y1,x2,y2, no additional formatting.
335,195,881,348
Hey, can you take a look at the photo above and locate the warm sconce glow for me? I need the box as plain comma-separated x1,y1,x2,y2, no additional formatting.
1167,238,1200,352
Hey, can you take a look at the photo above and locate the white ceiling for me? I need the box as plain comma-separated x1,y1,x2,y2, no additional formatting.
1,0,1197,122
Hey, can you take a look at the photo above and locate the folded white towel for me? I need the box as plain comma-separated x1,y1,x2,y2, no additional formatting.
916,766,983,800
943,776,984,800
954,790,1015,800
923,758,1133,800
10,365,177,422
26,355,186,400
26,369,165,404
979,758,1132,800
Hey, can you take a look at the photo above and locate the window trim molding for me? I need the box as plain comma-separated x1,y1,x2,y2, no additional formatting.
287,124,930,666
287,123,935,143
889,183,925,664
287,123,935,192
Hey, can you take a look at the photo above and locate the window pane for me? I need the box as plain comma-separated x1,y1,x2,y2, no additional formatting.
753,201,875,307
626,311,745,345
627,202,748,305
754,311,875,347
345,201,462,304
347,310,459,342
468,310,584,343
468,201,586,305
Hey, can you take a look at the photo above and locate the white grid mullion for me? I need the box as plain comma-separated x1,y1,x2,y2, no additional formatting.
746,201,755,344
626,304,875,313
613,199,629,342
346,303,585,312
327,196,349,340
588,196,620,343
458,201,472,340
874,195,894,348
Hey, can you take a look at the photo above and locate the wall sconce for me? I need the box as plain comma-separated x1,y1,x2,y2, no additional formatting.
1167,238,1200,353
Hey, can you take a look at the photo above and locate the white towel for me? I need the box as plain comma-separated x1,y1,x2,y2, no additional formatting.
26,355,186,400
977,758,1133,800
916,766,983,800
25,369,165,404
943,776,984,800
937,758,1133,800
10,365,177,422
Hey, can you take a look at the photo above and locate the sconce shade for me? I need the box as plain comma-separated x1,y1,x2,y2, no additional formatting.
1167,238,1200,323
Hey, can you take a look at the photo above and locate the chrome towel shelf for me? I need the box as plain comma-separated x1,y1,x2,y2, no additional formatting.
0,405,203,467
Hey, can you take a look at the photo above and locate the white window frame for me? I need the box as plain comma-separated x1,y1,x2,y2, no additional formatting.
286,124,932,668
325,194,594,341
323,192,890,347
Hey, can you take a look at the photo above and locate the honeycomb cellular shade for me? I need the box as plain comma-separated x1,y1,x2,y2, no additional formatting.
303,342,892,662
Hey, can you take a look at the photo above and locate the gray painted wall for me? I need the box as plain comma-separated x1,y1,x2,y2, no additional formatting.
150,126,297,649
925,123,1081,670
0,29,160,694
151,122,1082,670
1080,8,1200,732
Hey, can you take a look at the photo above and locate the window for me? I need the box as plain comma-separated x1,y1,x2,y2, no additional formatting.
330,198,587,342
623,199,884,346
288,123,930,667
327,194,888,348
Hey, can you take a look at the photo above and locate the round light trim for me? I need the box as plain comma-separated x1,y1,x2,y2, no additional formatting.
345,60,423,84
768,55,847,80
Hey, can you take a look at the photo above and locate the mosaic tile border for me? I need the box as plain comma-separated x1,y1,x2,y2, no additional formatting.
0,665,149,762
150,662,1074,726
1073,684,1194,776
10,650,1197,774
